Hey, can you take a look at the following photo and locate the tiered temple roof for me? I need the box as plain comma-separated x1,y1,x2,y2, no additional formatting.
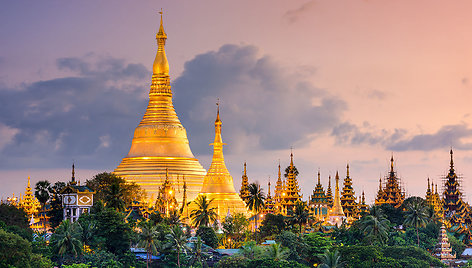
18,176,40,217
341,164,359,219
358,191,369,215
310,170,327,205
264,180,277,214
155,168,178,216
280,152,302,214
328,172,345,226
375,156,405,208
239,162,250,203
434,224,456,260
443,150,470,223
325,176,333,207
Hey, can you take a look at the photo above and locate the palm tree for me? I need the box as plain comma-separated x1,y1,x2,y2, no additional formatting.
104,181,126,211
359,214,390,245
50,220,83,260
241,241,262,260
190,195,217,228
189,236,204,267
166,210,182,226
264,243,289,261
318,249,343,268
165,225,190,268
292,201,310,233
403,200,429,246
137,220,161,268
34,180,51,230
246,183,265,230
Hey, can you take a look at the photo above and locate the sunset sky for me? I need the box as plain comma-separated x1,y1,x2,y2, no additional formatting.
2,1,472,203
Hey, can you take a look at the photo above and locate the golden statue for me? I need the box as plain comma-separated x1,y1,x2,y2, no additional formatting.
114,12,206,204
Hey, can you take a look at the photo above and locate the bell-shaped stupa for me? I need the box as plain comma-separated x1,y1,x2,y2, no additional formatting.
114,12,206,204
192,103,249,220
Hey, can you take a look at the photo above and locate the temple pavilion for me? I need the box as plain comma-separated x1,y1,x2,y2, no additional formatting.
375,156,405,208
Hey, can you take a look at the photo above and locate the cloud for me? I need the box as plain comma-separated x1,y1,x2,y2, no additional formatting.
284,1,316,23
332,122,472,151
173,44,345,154
388,124,472,151
0,55,149,169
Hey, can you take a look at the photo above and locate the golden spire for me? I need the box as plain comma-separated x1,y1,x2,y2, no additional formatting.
268,179,271,197
435,183,438,194
331,171,345,216
378,177,383,190
278,161,281,180
71,163,77,185
428,177,431,192
317,169,321,185
27,176,31,188
290,148,294,168
244,161,247,176
153,9,170,79
390,155,394,173
346,163,350,177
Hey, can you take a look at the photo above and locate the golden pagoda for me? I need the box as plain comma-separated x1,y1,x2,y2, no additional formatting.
375,156,405,208
191,104,249,220
114,13,206,204
328,171,345,226
239,162,250,203
274,162,284,212
358,191,369,215
325,175,333,207
18,176,41,217
264,180,277,214
154,168,178,217
434,224,456,260
426,179,444,219
340,164,359,219
280,152,302,214
309,170,329,221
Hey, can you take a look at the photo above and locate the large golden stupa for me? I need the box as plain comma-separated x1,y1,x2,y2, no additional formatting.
114,13,206,203
191,104,249,220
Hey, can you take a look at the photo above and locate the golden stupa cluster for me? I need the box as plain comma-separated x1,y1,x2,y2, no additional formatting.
113,13,248,222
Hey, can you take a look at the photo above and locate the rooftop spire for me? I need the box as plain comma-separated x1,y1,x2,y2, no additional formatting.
27,176,31,188
290,148,294,167
71,163,77,185
346,163,350,177
390,155,394,173
152,9,170,91
450,148,454,171
317,169,321,185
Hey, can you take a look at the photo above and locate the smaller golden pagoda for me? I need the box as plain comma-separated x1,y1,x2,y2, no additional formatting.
325,175,333,207
341,164,359,219
358,191,369,215
280,152,302,214
328,171,345,226
309,170,329,221
375,156,405,208
191,104,249,221
18,176,41,217
273,162,284,212
154,168,178,217
434,223,456,260
239,162,250,203
426,179,444,219
264,180,277,214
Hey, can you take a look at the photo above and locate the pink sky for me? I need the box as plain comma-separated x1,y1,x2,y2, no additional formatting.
1,1,472,204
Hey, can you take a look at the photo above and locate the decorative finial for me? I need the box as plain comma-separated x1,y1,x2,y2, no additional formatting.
390,154,394,172
290,147,294,167
427,177,430,191
317,169,321,184
243,161,247,175
346,163,350,177
215,98,221,123
27,176,31,188
450,148,454,170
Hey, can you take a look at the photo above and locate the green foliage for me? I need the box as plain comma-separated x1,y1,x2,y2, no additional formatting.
247,258,308,268
0,203,30,230
304,232,333,264
0,228,33,267
449,233,466,256
137,220,161,267
62,264,90,268
165,225,191,267
259,213,287,239
275,231,307,263
86,172,145,209
318,249,342,268
240,241,264,260
217,255,249,268
30,253,54,268
403,198,429,246
82,250,124,268
222,212,249,247
290,201,310,233
190,195,218,228
378,204,403,226
196,226,218,248
84,203,133,256
358,213,390,245
263,243,289,261
48,181,66,229
50,220,83,257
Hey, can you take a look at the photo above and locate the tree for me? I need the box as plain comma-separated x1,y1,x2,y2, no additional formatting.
190,195,217,228
259,213,287,238
403,198,429,247
48,181,66,229
240,241,263,260
103,180,126,211
318,249,343,268
359,213,390,245
264,243,289,261
34,180,51,229
275,230,308,262
246,183,265,229
137,220,161,268
50,220,83,259
304,233,333,264
196,226,219,249
86,172,144,207
0,228,33,267
0,203,30,230
165,225,190,268
223,212,249,247
292,201,309,233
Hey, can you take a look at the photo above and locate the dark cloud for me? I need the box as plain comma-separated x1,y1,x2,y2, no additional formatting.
388,124,472,151
173,44,345,154
284,1,316,23
332,122,472,151
0,56,149,169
